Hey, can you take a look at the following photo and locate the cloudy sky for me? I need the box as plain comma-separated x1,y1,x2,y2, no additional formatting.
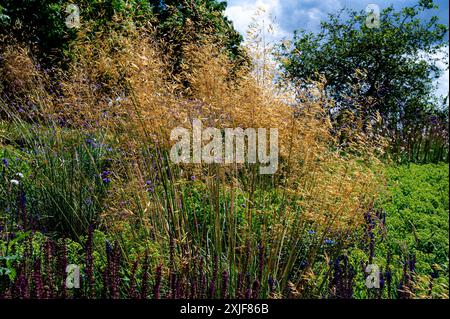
225,0,449,100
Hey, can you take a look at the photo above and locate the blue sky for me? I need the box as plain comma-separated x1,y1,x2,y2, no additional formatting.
225,0,449,99
225,0,448,36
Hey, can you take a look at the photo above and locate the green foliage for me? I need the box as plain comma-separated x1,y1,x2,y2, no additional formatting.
0,0,77,62
340,163,449,298
150,0,244,58
1,146,449,298
145,0,248,84
0,0,246,70
382,163,449,268
0,231,31,282
0,0,155,59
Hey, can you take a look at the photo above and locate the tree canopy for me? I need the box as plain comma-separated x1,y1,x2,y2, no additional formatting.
0,0,245,67
278,0,448,161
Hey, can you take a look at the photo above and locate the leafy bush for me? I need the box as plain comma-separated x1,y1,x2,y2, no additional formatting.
0,0,245,69
382,163,449,270
0,0,154,61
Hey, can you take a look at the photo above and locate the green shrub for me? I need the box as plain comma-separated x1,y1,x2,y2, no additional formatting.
383,163,449,267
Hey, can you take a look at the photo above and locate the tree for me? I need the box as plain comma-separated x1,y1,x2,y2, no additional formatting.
0,0,246,69
278,0,448,162
0,0,156,64
148,0,248,80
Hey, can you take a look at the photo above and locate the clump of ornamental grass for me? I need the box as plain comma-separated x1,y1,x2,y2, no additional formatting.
0,12,388,299
0,38,54,122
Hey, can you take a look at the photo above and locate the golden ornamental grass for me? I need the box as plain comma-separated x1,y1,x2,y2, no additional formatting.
1,16,385,235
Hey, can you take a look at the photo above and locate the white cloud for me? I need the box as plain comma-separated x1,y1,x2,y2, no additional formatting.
225,0,355,41
420,46,449,102
434,46,449,102
225,0,288,40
